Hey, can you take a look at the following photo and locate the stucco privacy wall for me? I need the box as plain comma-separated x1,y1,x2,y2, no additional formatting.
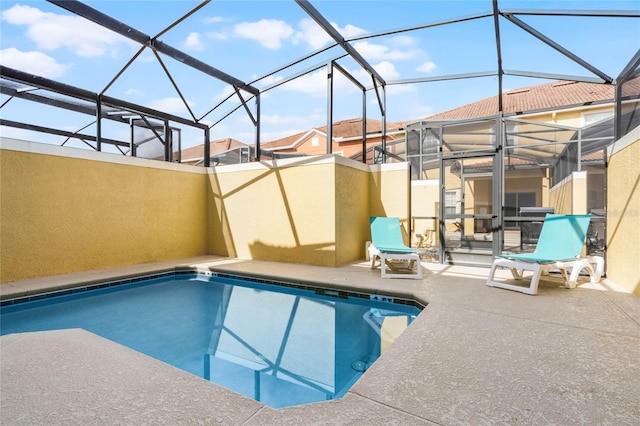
1,139,411,282
549,171,588,215
206,155,410,267
0,138,209,283
606,127,640,295
411,180,439,247
335,160,371,266
369,162,412,242
206,156,338,266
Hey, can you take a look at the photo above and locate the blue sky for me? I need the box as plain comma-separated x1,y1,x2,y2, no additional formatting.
1,0,638,152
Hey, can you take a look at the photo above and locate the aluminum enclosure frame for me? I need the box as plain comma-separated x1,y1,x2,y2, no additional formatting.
0,1,638,167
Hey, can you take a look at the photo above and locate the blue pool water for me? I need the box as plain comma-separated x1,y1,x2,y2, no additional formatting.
0,272,420,408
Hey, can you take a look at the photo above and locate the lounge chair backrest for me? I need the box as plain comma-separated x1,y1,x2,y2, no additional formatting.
533,214,591,260
370,217,406,249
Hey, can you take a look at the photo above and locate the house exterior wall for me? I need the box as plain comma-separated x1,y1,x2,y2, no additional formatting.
505,168,550,207
522,104,614,128
0,138,209,283
265,131,401,161
606,127,640,295
295,134,329,156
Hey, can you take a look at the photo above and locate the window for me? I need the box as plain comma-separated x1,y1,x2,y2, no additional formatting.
311,136,319,147
444,190,458,216
505,192,535,216
504,192,535,228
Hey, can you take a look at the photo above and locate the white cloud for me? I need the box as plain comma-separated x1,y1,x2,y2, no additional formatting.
417,61,437,73
347,61,417,93
386,83,418,95
267,61,411,98
148,97,195,114
293,18,331,49
340,24,369,39
204,16,223,24
125,88,142,97
206,31,227,40
388,35,417,47
293,18,367,50
373,61,418,93
279,68,328,96
2,4,126,58
353,41,422,61
213,85,236,101
0,47,70,78
255,74,284,89
351,61,401,82
234,19,293,49
2,5,125,58
184,32,204,51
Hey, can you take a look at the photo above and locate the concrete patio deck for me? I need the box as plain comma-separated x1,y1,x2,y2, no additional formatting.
2,256,639,425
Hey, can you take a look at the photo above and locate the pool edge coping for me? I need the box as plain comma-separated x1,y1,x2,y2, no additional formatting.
1,263,429,311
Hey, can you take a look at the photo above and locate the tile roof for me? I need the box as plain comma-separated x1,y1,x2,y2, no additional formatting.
428,81,617,120
261,130,311,150
261,118,404,149
178,138,248,160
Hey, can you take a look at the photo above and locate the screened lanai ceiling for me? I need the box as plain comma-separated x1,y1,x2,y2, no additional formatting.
0,0,639,164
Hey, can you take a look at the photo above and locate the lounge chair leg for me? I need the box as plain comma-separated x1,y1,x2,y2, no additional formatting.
589,256,604,283
509,268,524,280
566,259,596,289
527,265,542,295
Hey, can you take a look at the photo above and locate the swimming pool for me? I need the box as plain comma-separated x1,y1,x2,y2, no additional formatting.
0,271,421,408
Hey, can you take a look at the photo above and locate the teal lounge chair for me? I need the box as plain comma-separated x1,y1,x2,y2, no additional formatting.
487,214,604,295
368,217,423,279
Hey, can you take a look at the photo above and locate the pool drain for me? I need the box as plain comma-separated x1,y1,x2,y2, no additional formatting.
351,360,367,372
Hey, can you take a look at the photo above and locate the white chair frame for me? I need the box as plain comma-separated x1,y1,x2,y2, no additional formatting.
366,243,423,280
487,255,604,295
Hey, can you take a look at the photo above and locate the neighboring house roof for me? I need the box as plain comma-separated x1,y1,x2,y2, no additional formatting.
178,138,248,161
261,118,404,151
261,129,325,151
428,81,617,120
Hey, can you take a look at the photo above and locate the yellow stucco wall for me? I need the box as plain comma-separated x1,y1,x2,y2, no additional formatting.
606,130,640,295
523,104,613,128
0,140,208,282
368,163,411,243
335,162,370,265
1,141,411,282
411,180,439,246
206,155,401,267
505,168,550,207
206,156,339,266
549,171,587,215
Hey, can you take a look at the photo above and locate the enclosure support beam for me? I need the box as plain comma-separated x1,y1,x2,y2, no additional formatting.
48,0,258,96
326,61,334,154
502,13,613,83
492,0,504,113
